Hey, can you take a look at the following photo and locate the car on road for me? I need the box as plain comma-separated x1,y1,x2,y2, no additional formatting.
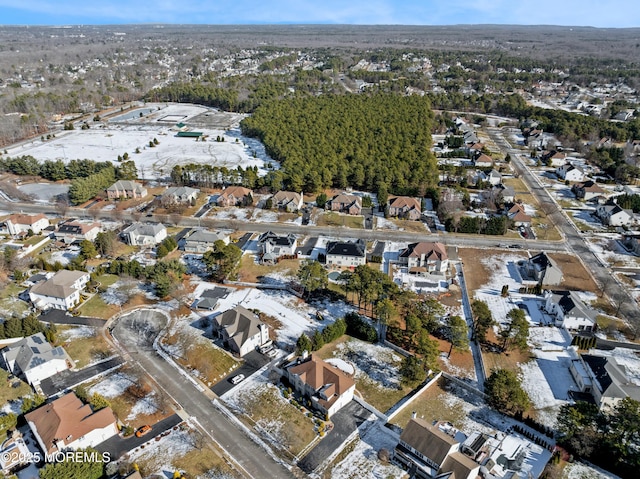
509,244,523,249
135,425,152,437
230,374,245,385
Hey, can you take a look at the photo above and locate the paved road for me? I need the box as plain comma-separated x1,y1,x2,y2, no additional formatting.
40,356,124,397
210,349,270,397
111,309,294,479
487,127,640,327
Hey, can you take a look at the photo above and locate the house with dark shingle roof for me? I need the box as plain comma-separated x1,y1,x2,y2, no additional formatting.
572,180,606,201
544,290,597,332
212,306,270,357
325,239,366,269
257,231,297,264
520,252,563,286
183,229,229,253
271,191,303,212
194,287,230,310
1,333,72,386
328,193,362,215
282,354,355,417
25,392,118,455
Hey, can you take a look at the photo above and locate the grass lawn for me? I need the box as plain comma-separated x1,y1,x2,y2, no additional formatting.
0,368,31,407
61,331,111,369
0,282,29,316
547,253,600,294
163,332,240,386
317,212,363,229
531,214,562,241
237,383,317,458
385,218,429,233
390,376,469,429
565,212,598,232
77,294,121,319
95,273,120,289
238,255,299,283
172,441,238,478
19,235,47,246
481,330,534,375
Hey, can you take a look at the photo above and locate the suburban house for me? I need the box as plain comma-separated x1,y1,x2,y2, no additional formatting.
388,196,422,220
121,223,167,246
399,242,449,275
487,169,502,186
54,220,102,244
216,186,253,207
160,186,199,205
499,185,516,203
25,392,118,455
5,213,49,236
0,433,31,475
193,287,229,310
212,306,270,357
1,333,72,386
595,203,634,227
257,231,297,264
544,290,598,332
182,229,229,253
555,163,585,182
394,419,480,479
282,354,355,417
474,153,493,168
572,180,606,201
325,240,366,269
271,191,304,212
106,180,147,200
519,252,563,286
328,193,362,215
28,270,90,311
622,233,640,255
570,351,640,410
507,204,532,227
543,150,567,167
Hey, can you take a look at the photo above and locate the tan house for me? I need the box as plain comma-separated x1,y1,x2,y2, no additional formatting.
5,213,49,236
217,186,253,207
28,270,90,311
106,180,147,200
283,354,355,417
328,193,362,215
55,220,102,244
388,196,421,220
473,153,493,168
271,191,303,212
325,240,366,269
212,306,270,357
507,204,532,227
399,242,449,274
25,392,118,455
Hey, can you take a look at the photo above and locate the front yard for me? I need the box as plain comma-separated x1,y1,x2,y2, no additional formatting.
317,212,364,229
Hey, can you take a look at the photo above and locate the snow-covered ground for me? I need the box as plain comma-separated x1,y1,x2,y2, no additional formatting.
563,462,623,479
587,235,640,268
89,372,136,398
58,325,97,340
6,103,277,181
16,183,69,202
330,339,402,391
49,246,80,266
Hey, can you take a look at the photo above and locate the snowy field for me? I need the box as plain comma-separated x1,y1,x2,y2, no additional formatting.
6,103,277,181
191,280,354,346
587,235,640,268
16,182,69,202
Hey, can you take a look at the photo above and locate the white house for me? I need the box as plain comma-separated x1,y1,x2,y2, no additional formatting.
1,333,72,386
555,163,585,182
544,290,597,332
257,231,297,263
595,204,634,227
121,223,167,246
25,392,118,455
5,214,49,236
212,306,270,357
282,354,355,417
325,240,366,269
182,229,229,253
55,220,102,244
28,270,90,311
487,169,502,186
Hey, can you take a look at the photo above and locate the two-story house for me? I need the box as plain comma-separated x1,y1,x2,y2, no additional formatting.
544,290,597,332
121,223,167,246
572,180,606,201
212,306,270,357
28,270,90,311
325,240,366,269
182,229,229,253
328,193,362,215
555,163,584,182
106,180,147,200
271,191,304,212
595,204,634,227
160,186,199,205
388,196,421,221
519,252,563,287
216,186,253,207
5,213,49,236
257,231,297,264
399,242,449,275
2,333,72,386
55,220,102,244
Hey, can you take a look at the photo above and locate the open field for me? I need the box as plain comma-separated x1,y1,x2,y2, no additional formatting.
0,282,29,316
0,368,32,408
237,255,300,284
316,212,364,229
59,329,112,368
458,248,527,294
547,253,600,294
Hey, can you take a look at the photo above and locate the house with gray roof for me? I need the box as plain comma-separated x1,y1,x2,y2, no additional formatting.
194,287,230,310
570,353,640,411
160,186,199,205
595,203,634,227
212,306,270,357
183,229,229,253
28,270,90,311
544,290,597,332
1,333,72,386
519,252,563,286
257,231,297,264
121,223,167,246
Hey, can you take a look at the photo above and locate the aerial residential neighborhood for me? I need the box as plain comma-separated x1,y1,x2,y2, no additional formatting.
0,17,639,479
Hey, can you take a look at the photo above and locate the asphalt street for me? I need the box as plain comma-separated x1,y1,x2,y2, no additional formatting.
110,309,294,479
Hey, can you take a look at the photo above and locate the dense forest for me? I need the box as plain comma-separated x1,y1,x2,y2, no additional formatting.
240,94,438,195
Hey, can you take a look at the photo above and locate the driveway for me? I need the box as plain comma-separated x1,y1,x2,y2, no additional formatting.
96,413,183,460
40,356,124,397
39,309,106,327
111,309,294,479
211,349,270,397
297,400,371,473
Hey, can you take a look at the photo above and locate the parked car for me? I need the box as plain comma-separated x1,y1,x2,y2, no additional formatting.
135,425,152,437
266,349,278,358
230,374,245,385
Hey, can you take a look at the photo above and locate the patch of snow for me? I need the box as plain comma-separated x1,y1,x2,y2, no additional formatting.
325,358,355,375
333,340,402,390
126,393,158,420
89,372,135,398
59,325,97,340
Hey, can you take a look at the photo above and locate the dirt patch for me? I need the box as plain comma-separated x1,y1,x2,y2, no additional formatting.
547,253,600,294
458,248,528,293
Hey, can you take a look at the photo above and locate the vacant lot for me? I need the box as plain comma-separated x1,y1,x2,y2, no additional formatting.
459,248,527,294
317,212,363,229
60,330,112,368
547,253,600,294
0,368,31,407
238,255,300,284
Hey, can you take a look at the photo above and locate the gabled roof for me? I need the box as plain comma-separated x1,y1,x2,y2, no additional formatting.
3,332,69,374
185,229,226,244
220,186,252,199
582,355,640,402
56,220,101,236
106,180,145,193
272,190,302,205
400,242,448,261
123,222,166,237
30,270,89,300
399,418,459,467
215,306,265,350
257,231,296,247
6,213,48,226
287,355,355,409
326,240,366,257
574,180,605,193
25,392,116,454
389,196,421,211
161,186,199,198
475,153,492,163
551,290,597,321
529,252,559,271
330,193,362,207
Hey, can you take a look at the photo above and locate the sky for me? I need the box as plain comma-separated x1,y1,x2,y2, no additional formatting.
0,0,637,28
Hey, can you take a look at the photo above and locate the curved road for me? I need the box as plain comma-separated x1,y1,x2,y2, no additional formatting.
109,309,294,479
